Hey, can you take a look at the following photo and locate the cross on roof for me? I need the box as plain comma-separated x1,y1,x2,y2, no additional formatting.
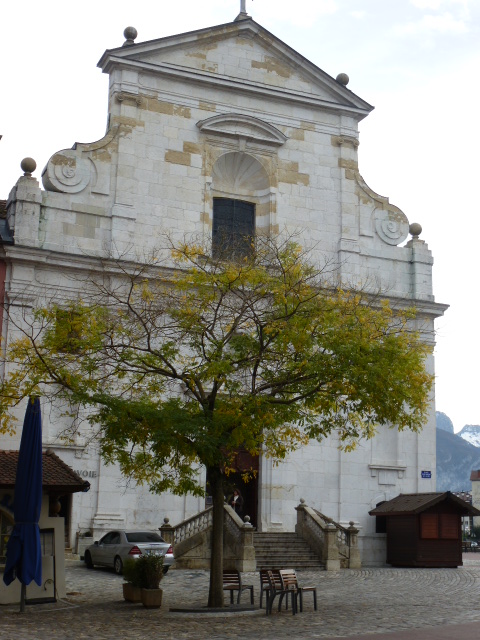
236,0,250,20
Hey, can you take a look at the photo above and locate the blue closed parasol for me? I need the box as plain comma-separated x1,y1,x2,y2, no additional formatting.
3,397,43,611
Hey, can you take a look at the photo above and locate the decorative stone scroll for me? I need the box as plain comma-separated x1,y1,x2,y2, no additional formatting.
331,135,359,148
374,209,409,246
115,91,143,106
354,172,410,246
42,149,94,194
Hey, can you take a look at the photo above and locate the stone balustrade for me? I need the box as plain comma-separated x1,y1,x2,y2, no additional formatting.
159,504,256,571
295,498,361,570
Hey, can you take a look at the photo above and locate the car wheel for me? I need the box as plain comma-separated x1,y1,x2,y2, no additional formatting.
85,551,94,569
162,566,169,575
114,556,123,575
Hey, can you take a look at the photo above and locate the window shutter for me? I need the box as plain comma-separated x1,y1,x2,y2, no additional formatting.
420,513,439,539
440,513,458,539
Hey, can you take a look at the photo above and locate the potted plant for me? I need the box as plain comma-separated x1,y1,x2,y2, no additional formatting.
122,557,142,603
137,553,164,609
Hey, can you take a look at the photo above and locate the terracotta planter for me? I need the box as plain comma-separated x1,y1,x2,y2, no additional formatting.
142,589,163,609
123,583,142,603
141,587,163,609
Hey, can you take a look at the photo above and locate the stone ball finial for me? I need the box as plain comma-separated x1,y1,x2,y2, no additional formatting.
123,26,138,46
163,517,170,524
244,515,250,523
21,157,36,176
336,73,350,86
409,222,422,238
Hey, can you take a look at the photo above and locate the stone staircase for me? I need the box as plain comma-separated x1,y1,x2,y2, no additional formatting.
254,532,325,570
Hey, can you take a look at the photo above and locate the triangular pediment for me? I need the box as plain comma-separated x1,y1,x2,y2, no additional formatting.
98,19,373,117
197,114,287,146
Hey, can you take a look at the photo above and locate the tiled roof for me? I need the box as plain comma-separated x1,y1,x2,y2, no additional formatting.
0,449,90,493
369,492,480,517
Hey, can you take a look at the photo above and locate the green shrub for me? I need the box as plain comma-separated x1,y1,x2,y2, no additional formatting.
135,554,164,589
122,557,142,587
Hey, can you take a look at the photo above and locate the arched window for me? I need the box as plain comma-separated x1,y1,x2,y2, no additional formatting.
209,152,272,257
212,198,255,259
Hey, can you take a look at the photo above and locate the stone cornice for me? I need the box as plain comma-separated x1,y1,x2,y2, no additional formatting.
103,57,371,119
0,245,449,320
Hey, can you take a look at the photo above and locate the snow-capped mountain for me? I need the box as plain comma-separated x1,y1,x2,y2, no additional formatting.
458,425,480,448
436,428,480,491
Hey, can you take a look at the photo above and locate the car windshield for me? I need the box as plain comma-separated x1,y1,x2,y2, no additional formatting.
125,532,164,543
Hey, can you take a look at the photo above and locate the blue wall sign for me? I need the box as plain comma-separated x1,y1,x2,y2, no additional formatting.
421,471,432,479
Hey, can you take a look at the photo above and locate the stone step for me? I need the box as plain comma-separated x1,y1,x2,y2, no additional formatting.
254,532,324,570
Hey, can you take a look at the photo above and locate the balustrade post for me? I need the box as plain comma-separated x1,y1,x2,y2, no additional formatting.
294,497,307,537
324,523,341,571
159,517,175,546
348,521,361,569
238,515,256,572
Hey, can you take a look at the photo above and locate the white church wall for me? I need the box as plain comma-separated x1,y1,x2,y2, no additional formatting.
0,17,447,565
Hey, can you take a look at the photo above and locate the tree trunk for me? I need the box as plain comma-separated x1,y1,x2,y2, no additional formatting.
208,467,225,607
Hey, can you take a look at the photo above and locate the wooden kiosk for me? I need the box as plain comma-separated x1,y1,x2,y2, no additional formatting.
369,492,480,568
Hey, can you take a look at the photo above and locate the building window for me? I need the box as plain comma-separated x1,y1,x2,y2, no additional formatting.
55,308,83,353
0,509,14,566
212,198,255,259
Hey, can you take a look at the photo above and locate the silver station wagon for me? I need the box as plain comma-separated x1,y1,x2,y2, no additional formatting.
84,530,174,575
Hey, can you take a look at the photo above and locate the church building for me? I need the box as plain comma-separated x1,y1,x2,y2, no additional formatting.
0,6,447,566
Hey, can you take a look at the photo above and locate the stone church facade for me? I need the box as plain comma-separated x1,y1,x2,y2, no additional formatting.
0,12,447,565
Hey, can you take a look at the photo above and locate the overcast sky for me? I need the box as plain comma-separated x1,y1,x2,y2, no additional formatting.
1,0,479,432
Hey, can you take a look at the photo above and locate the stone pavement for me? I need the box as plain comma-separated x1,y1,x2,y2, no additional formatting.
1,555,480,639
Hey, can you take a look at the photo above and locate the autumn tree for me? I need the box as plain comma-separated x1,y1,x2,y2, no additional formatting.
0,235,433,607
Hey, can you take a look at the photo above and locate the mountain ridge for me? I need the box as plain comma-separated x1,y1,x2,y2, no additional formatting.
436,412,480,491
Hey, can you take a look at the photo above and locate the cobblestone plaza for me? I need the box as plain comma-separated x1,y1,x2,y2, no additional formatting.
1,556,480,639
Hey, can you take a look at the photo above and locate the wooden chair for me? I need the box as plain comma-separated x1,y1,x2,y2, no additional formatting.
222,569,254,605
265,570,297,615
260,569,293,610
259,568,272,609
279,569,317,612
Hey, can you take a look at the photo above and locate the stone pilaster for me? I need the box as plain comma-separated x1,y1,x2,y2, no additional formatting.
7,174,42,247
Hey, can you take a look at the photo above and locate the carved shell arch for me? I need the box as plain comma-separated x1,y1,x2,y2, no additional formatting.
212,152,270,198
